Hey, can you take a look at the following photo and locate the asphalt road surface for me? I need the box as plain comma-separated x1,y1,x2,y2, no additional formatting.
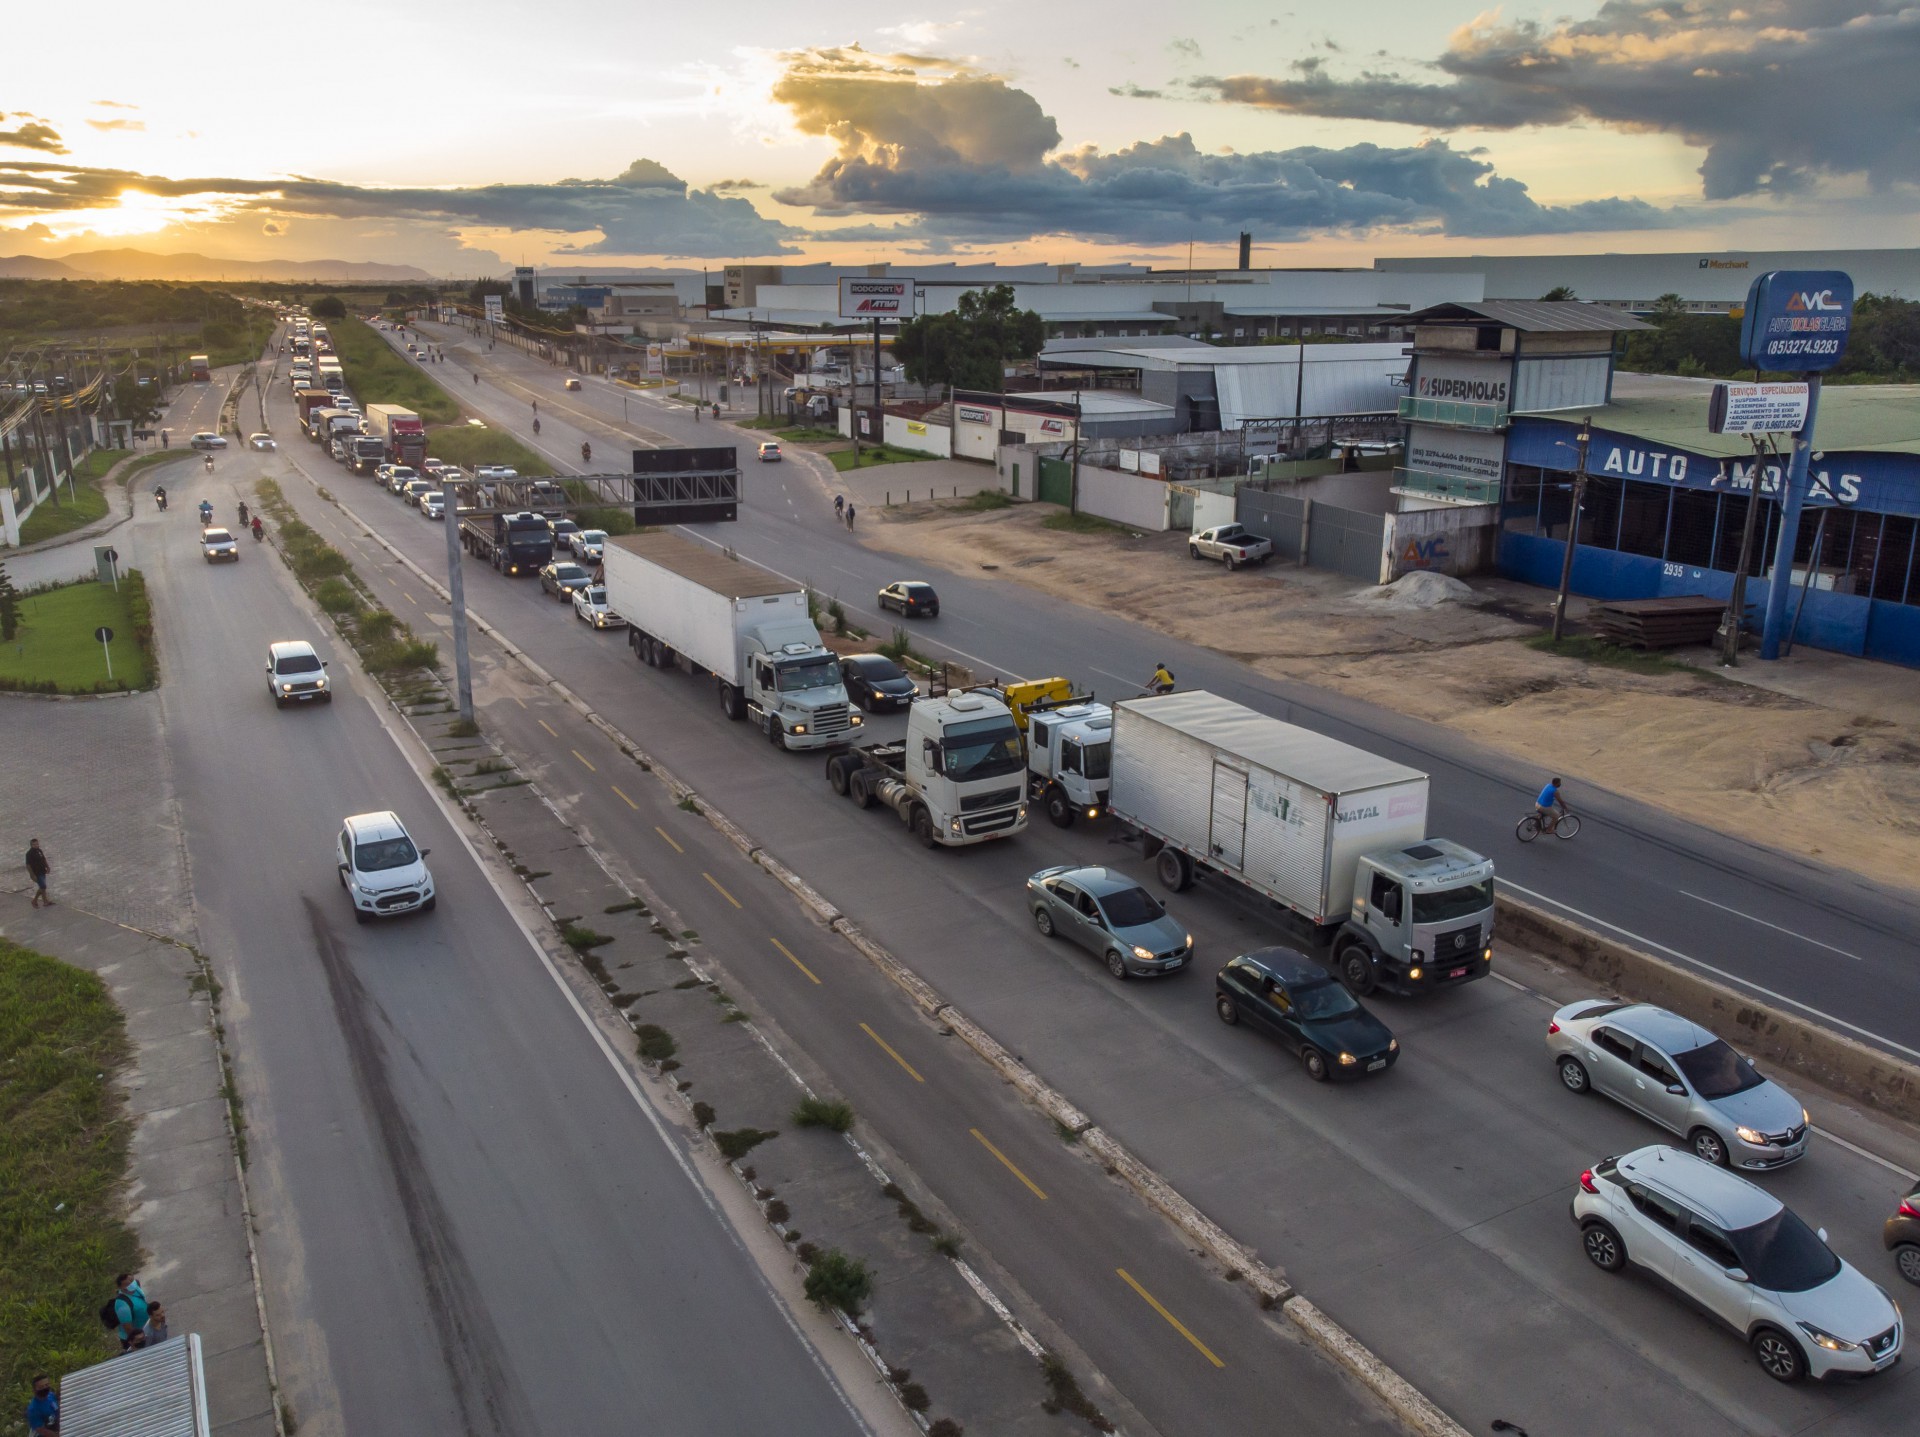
315,320,1919,1436
129,406,874,1436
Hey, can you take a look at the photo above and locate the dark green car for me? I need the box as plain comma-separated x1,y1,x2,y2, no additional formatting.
1215,948,1398,1082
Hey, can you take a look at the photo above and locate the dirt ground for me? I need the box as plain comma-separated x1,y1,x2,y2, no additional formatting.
861,499,1920,894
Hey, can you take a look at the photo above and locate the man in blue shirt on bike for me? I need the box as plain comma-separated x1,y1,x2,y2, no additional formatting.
1536,777,1566,831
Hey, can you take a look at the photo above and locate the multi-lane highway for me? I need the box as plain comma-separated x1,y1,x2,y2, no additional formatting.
125,376,883,1436
287,317,1918,1436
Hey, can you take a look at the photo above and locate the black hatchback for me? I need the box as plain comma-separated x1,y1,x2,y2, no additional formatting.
1215,947,1398,1082
840,653,918,713
879,580,940,618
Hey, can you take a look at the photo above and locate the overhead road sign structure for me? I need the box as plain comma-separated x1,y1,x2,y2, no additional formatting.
839,277,912,319
1739,269,1853,372
1708,381,1811,435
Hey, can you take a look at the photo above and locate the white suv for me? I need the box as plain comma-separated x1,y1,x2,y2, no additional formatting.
337,812,435,923
266,640,331,706
1573,1145,1902,1382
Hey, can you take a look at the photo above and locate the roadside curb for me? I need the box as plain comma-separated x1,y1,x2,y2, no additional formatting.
305,476,1467,1437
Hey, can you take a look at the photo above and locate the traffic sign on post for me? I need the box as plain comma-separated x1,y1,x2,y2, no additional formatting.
95,625,114,682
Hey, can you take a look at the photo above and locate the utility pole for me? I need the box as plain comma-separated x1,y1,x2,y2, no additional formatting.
1549,417,1592,643
872,314,883,452
443,477,475,722
1758,374,1823,660
1717,435,1775,665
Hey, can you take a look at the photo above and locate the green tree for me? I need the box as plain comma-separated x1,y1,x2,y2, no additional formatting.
894,284,1046,394
1539,285,1578,301
311,294,346,320
0,562,18,642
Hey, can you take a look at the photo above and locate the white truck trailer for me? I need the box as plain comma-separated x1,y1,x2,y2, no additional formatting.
1108,691,1495,997
602,532,858,751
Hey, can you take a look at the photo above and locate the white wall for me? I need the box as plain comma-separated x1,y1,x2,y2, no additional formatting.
883,413,952,457
1077,465,1172,532
1191,489,1236,531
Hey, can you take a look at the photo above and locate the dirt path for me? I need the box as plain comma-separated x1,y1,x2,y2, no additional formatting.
864,500,1920,893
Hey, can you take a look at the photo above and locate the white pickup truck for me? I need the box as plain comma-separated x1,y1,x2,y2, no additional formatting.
1189,524,1274,569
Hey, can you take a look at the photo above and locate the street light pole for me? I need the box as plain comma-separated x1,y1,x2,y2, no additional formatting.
1550,417,1592,643
1718,435,1774,665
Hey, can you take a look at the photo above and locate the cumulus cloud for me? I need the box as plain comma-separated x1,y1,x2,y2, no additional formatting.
0,156,798,259
0,112,65,153
1168,37,1202,60
708,177,766,192
262,219,286,236
769,54,1673,244
1108,83,1164,100
87,118,147,132
1189,1,1920,200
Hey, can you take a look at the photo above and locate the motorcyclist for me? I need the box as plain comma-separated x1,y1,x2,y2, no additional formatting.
198,499,214,524
1147,663,1176,695
251,515,264,541
203,454,215,474
532,417,541,436
154,485,168,511
237,500,249,526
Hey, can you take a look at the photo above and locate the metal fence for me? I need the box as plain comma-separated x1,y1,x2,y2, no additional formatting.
1238,489,1385,583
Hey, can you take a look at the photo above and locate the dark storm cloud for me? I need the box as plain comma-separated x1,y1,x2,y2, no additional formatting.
0,157,798,258
769,56,1673,244
0,112,65,153
1189,1,1920,199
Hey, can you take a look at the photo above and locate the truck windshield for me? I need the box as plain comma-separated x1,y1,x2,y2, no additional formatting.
1411,879,1494,925
775,657,840,692
941,718,1024,781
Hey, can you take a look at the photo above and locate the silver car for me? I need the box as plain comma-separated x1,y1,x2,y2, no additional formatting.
1026,865,1191,979
1548,1001,1809,1170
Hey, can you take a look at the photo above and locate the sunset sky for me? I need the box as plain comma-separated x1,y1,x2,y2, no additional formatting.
4,0,1916,274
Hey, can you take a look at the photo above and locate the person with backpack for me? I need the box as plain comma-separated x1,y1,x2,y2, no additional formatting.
101,1273,150,1351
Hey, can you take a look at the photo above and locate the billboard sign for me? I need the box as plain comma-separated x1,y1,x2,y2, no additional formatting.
1738,270,1853,372
839,277,912,319
1707,381,1811,435
483,294,504,325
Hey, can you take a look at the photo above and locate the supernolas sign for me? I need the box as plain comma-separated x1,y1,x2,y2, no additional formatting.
1739,270,1853,372
839,277,912,318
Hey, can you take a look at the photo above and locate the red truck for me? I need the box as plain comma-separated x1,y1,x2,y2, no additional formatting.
364,404,427,466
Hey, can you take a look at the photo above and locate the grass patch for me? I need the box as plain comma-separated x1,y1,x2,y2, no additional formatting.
603,899,646,914
447,717,481,737
424,424,553,477
955,488,1014,512
1041,510,1137,538
0,938,140,1399
876,627,932,670
1525,633,1696,675
562,924,613,952
830,444,918,472
713,1127,777,1162
802,1247,873,1316
14,449,131,545
313,577,360,615
330,316,460,423
634,1024,678,1063
1041,1354,1115,1432
0,575,153,692
792,1096,855,1133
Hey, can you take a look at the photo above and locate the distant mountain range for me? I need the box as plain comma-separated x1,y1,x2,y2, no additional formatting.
0,249,441,282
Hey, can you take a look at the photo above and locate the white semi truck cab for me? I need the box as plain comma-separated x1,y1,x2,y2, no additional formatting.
827,692,1029,846
739,628,855,751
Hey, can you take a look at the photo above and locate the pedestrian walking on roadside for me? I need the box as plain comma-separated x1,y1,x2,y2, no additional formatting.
26,1374,58,1435
144,1303,170,1345
110,1274,149,1350
25,838,50,907
845,502,856,530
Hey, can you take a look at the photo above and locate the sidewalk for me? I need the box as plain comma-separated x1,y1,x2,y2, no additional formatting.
0,894,279,1437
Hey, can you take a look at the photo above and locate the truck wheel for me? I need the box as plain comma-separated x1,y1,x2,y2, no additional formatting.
766,716,785,750
1188,544,1201,560
912,806,938,848
827,756,851,795
848,769,875,809
1155,847,1192,892
1045,790,1075,828
718,680,745,721
1336,943,1376,997
1225,554,1239,571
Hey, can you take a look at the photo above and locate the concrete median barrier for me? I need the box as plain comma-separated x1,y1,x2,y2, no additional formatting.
1497,894,1920,1125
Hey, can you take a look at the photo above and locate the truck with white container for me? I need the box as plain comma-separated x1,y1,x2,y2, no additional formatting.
825,691,1030,847
363,404,427,467
1108,691,1494,997
602,532,858,752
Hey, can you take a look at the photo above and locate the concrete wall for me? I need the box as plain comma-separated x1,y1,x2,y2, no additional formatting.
1191,488,1236,531
1076,465,1172,531
882,412,952,458
1381,503,1500,579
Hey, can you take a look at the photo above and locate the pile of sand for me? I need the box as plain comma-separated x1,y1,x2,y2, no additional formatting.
1354,570,1477,609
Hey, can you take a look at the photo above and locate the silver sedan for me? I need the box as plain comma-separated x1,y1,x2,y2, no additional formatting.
1026,864,1191,979
1547,1000,1809,1169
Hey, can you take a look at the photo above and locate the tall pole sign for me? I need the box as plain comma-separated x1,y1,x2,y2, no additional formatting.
1740,271,1853,660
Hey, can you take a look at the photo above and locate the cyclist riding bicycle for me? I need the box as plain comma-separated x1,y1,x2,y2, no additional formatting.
1535,777,1567,833
1147,663,1176,695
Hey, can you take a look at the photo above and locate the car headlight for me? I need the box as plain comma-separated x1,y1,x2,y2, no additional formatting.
1131,946,1154,961
850,714,863,726
1798,1322,1858,1352
1388,1038,1399,1052
1338,1052,1359,1066
1408,966,1423,980
791,723,807,735
1735,1126,1766,1146
280,683,294,693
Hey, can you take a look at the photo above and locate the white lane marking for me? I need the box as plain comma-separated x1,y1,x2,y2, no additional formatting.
1491,971,1543,999
1679,890,1865,962
1499,879,1920,1064
1816,1129,1919,1182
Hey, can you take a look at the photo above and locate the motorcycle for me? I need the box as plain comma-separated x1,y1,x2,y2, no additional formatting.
155,489,168,511
198,503,214,524
251,519,264,542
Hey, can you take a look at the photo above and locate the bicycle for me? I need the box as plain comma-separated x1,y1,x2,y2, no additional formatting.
1516,809,1581,842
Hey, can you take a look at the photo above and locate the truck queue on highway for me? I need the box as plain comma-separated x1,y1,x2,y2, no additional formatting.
273,309,1914,1403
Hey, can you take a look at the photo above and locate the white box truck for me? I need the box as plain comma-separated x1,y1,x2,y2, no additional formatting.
603,532,858,751
1108,691,1495,997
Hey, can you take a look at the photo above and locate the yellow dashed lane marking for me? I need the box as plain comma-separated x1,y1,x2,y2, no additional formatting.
860,1023,924,1082
1116,1269,1225,1368
771,938,822,985
703,872,742,908
572,749,596,772
611,785,639,810
655,826,684,854
538,718,558,737
970,1128,1047,1200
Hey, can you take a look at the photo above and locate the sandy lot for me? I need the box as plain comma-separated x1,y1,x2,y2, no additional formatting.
863,500,1920,893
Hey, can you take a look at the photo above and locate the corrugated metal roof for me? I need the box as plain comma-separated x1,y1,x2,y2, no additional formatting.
609,532,797,598
1410,300,1651,333
1122,692,1425,795
61,1335,208,1437
1514,385,1920,457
